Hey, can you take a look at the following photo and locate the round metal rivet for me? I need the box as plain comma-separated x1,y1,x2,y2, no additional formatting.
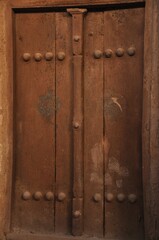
117,193,125,202
73,210,81,218
45,52,53,61
128,194,137,203
45,191,54,201
106,193,114,202
93,193,102,202
116,48,124,57
94,50,102,59
104,49,113,58
74,35,80,42
34,53,42,61
89,32,93,36
73,122,80,129
57,52,65,61
23,53,31,61
127,47,136,56
34,191,43,201
22,191,31,200
57,192,66,201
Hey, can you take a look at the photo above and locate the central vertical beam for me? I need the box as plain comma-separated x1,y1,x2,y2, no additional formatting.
67,8,87,236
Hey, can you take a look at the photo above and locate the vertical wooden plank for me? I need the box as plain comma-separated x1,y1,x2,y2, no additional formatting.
84,12,104,237
0,3,14,235
67,8,87,236
12,13,55,233
55,12,72,234
143,1,159,239
104,8,144,239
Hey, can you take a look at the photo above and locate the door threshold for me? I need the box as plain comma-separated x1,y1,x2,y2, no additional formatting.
6,233,124,240
6,232,142,240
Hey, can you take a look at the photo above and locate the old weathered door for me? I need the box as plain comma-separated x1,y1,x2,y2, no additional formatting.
10,5,144,240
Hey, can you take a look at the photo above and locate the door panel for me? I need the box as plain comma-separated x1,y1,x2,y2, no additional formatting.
84,12,104,238
55,12,72,234
12,12,56,233
11,6,144,240
103,8,144,240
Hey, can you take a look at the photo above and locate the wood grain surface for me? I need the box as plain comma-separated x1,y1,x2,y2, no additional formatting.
10,0,144,9
12,6,145,240
12,13,56,233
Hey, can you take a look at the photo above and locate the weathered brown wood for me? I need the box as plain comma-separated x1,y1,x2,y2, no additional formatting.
103,7,144,239
12,13,56,233
0,2,14,238
143,0,159,239
7,232,103,240
55,12,72,234
67,8,86,236
72,55,83,199
1,1,159,239
67,9,86,56
84,12,104,238
72,198,83,236
10,0,144,9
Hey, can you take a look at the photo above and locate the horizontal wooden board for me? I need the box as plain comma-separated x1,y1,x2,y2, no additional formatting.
7,233,127,240
10,0,144,9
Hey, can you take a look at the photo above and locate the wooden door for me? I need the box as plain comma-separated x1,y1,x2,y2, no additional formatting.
10,5,144,240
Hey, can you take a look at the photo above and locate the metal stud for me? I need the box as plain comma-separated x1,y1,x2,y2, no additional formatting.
73,210,81,218
57,192,66,201
33,191,43,201
45,52,53,61
23,53,31,62
74,35,80,42
34,53,42,62
106,193,114,202
57,52,65,61
22,191,31,200
89,32,93,36
73,122,80,129
94,50,102,59
104,49,113,58
117,193,125,202
93,193,102,202
116,48,124,57
45,191,54,201
127,47,136,56
128,194,137,203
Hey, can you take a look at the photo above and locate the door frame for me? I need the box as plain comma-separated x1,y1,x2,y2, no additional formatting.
0,0,158,239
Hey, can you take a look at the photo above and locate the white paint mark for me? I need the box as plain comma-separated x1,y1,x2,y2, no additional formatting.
116,179,123,188
108,156,129,177
90,143,103,183
111,97,123,112
90,173,103,184
91,143,103,171
105,173,113,186
108,156,120,173
119,166,129,177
